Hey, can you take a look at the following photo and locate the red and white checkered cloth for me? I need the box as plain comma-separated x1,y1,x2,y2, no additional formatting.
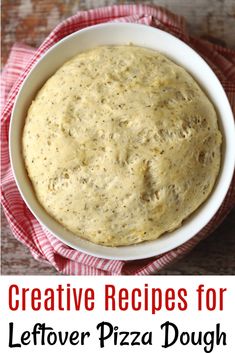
1,5,235,275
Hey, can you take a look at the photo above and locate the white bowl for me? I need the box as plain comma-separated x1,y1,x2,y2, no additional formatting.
10,23,235,260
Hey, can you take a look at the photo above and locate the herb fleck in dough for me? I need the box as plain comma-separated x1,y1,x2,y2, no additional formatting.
23,46,222,246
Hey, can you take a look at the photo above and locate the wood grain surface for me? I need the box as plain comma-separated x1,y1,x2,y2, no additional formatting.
1,0,235,275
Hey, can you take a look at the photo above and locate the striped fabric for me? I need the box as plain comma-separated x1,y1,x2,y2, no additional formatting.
1,4,234,275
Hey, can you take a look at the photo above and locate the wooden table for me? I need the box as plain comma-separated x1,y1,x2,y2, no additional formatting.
2,0,235,275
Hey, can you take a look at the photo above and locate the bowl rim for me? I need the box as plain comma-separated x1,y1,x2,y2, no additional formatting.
9,22,235,260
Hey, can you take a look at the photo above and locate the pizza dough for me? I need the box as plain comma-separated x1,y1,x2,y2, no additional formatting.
22,45,222,246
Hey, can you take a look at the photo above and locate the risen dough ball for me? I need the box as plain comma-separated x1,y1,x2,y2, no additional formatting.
23,46,222,246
